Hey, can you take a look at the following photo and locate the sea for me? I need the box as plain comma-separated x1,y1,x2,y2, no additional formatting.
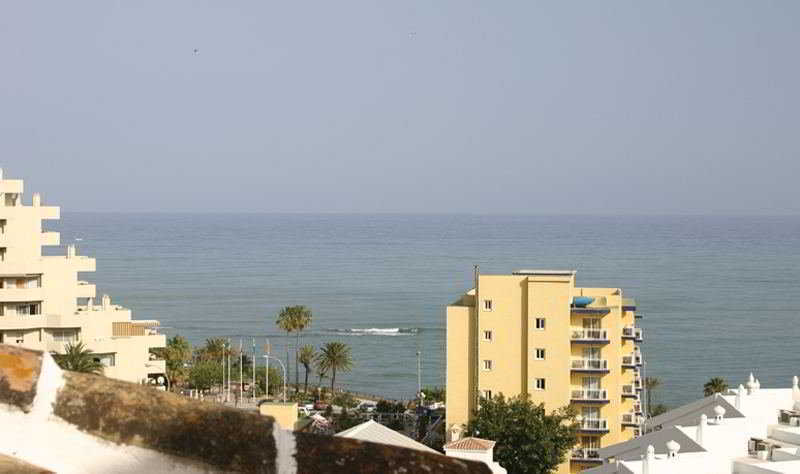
45,213,800,408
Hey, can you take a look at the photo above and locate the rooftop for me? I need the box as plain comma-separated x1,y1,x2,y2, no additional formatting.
585,374,800,474
444,437,496,452
512,269,576,276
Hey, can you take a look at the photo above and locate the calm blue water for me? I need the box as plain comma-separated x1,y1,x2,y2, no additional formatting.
45,214,800,407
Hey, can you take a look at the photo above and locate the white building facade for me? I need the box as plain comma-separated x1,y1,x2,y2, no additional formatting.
0,169,166,384
584,373,800,474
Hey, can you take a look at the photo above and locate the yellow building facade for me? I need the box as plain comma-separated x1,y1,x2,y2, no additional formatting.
0,168,167,385
446,270,643,473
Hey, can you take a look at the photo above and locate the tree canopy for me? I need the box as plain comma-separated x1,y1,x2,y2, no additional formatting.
466,394,577,474
52,342,104,375
704,377,729,397
315,341,353,395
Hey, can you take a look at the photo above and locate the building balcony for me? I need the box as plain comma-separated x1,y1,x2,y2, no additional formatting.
571,448,601,463
622,384,638,398
41,231,60,246
578,418,609,433
570,389,609,403
633,401,643,414
570,329,609,344
0,287,43,303
622,326,643,342
0,179,23,194
76,281,96,298
622,413,643,427
622,353,643,368
571,358,609,373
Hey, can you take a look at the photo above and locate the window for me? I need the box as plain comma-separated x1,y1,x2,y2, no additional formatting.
16,303,40,315
483,330,493,341
535,318,545,330
482,390,492,400
535,378,546,390
483,300,493,311
483,360,493,371
52,329,78,343
6,331,24,344
535,348,545,360
93,354,115,367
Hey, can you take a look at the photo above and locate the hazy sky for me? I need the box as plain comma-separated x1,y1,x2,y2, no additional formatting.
2,1,798,214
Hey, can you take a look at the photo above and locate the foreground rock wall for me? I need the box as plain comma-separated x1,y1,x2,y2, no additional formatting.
0,345,489,474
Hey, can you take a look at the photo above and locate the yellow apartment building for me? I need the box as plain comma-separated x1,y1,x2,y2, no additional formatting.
0,168,167,385
446,269,643,474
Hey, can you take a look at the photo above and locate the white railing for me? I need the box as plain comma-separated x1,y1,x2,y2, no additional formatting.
571,389,608,401
622,413,642,425
571,358,608,371
622,354,642,366
571,448,600,460
579,418,608,431
570,329,608,341
622,326,643,340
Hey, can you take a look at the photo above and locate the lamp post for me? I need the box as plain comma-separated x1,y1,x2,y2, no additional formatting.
264,355,287,403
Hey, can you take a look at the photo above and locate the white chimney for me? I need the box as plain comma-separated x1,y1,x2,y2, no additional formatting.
736,384,744,410
643,445,655,474
755,379,761,392
86,297,93,309
714,405,726,424
102,294,111,310
793,376,800,401
67,244,76,258
697,414,707,447
0,168,4,179
666,440,680,459
32,193,41,207
747,373,756,395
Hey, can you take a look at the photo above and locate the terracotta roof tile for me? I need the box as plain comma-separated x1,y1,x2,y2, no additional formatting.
443,437,496,451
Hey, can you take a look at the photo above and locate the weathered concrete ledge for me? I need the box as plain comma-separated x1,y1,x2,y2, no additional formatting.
0,345,490,474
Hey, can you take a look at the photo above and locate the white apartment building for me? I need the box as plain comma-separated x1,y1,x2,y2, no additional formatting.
584,374,800,474
0,168,166,384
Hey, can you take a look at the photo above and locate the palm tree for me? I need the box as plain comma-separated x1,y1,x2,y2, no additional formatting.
704,377,729,397
298,345,315,393
645,377,661,416
153,335,192,390
315,342,353,395
292,306,312,390
53,342,104,374
276,306,299,386
194,337,227,362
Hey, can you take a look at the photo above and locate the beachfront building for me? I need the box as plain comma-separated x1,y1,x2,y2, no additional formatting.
446,270,643,474
584,374,800,473
0,168,166,384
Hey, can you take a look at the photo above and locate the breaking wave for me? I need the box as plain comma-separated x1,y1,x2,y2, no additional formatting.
324,327,420,336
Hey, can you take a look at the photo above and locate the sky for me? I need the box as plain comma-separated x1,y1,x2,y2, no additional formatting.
2,1,799,214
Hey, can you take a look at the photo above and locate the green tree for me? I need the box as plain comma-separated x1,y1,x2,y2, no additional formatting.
650,403,669,417
334,408,363,432
254,365,285,397
152,335,192,390
704,377,729,397
292,306,312,390
194,337,227,362
645,377,661,417
466,393,578,474
188,360,223,391
421,386,446,403
333,391,359,410
315,341,353,395
52,342,104,375
276,306,307,389
298,345,315,393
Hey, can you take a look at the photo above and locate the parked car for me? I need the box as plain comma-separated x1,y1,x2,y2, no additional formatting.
358,401,377,413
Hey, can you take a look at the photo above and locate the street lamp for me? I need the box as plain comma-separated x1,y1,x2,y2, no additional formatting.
264,355,287,403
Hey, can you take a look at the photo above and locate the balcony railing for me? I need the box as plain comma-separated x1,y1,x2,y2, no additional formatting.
571,448,601,461
622,354,643,367
571,389,608,402
622,326,644,342
633,402,642,414
579,418,608,431
571,358,609,372
570,329,609,343
622,413,642,426
622,384,638,397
